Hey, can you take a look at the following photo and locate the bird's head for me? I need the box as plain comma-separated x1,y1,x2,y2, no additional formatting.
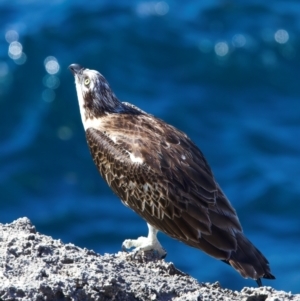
69,64,124,121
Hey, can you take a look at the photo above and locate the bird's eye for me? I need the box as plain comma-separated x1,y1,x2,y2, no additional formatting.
84,78,90,86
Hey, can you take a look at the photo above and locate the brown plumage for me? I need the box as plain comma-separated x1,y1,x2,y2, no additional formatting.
69,64,275,286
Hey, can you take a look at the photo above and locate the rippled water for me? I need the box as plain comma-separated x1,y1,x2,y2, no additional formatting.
0,0,299,292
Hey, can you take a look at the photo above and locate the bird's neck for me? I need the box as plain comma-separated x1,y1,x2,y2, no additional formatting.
81,114,104,131
80,101,133,131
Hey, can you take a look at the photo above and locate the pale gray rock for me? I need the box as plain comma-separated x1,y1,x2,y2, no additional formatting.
0,218,299,301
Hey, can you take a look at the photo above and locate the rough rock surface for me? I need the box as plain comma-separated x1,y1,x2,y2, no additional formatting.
0,218,298,301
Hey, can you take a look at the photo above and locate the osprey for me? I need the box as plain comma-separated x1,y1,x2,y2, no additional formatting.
69,64,275,286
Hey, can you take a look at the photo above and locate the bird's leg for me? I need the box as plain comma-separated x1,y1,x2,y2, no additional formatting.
122,223,167,258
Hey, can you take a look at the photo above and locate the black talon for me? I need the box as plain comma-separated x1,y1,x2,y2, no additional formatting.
256,278,262,287
161,250,167,259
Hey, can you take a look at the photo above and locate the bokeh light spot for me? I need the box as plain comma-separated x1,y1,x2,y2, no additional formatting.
5,30,19,43
214,42,229,57
232,34,246,48
44,56,60,74
57,126,73,140
8,41,23,59
136,1,169,16
43,75,60,89
155,1,169,15
42,89,56,102
274,29,289,44
14,52,27,65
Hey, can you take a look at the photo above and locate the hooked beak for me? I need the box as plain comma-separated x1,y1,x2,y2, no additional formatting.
69,64,84,76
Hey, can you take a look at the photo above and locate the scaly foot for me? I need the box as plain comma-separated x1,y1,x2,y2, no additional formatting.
122,223,167,259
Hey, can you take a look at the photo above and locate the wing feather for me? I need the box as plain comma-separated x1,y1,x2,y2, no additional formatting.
85,113,243,259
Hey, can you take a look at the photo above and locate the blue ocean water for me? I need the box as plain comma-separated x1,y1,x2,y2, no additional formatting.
0,0,299,293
